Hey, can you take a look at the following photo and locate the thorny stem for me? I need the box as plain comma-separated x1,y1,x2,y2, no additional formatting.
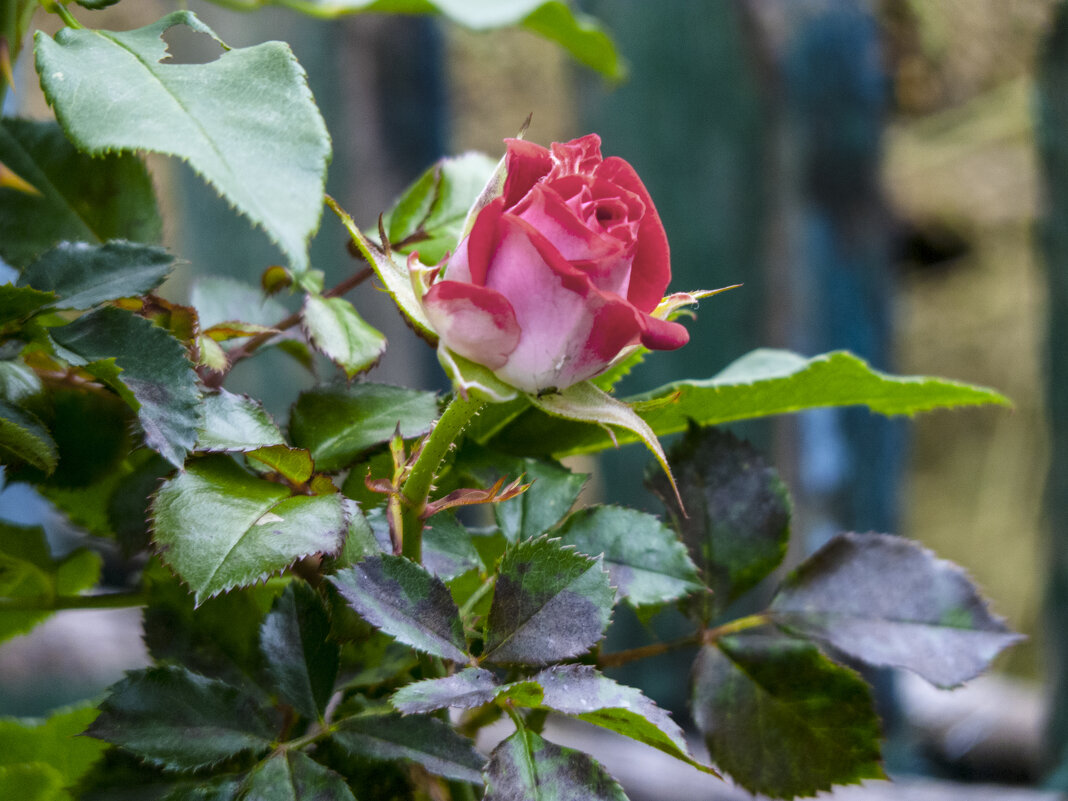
0,591,147,611
596,612,771,669
399,394,485,562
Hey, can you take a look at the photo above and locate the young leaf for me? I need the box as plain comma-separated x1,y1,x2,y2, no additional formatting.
647,426,789,614
482,535,613,665
484,728,628,801
557,505,700,607
422,512,484,581
152,455,346,603
247,445,315,485
332,713,484,783
488,349,1011,459
18,241,173,310
0,763,65,801
0,704,107,789
691,634,884,798
302,295,386,379
49,306,200,468
0,284,56,330
383,151,498,264
770,532,1022,688
0,400,57,474
289,383,438,472
86,666,279,771
329,555,468,662
0,118,160,269
196,390,285,453
260,580,339,720
241,750,354,801
35,12,331,271
391,667,500,715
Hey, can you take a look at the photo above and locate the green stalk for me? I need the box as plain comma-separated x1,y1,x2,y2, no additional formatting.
0,591,147,611
399,393,484,562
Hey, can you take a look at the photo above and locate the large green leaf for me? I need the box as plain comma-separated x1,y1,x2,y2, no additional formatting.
487,349,1011,458
383,151,497,265
260,580,339,719
302,295,386,379
0,118,160,269
482,535,613,665
691,634,884,798
152,455,346,603
289,383,438,472
647,426,790,617
241,751,354,801
18,241,173,310
484,728,628,801
332,713,484,783
771,532,1022,688
556,505,700,608
329,555,468,662
86,665,279,771
49,306,200,468
0,704,106,793
35,11,331,271
196,390,285,453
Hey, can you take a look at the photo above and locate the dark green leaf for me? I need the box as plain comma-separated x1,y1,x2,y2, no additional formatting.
333,713,484,783
484,728,628,801
35,12,330,271
190,276,288,331
422,512,483,580
33,386,131,488
488,349,1011,459
330,555,467,661
457,445,587,542
482,536,613,665
241,750,354,801
302,295,386,379
290,384,438,472
0,284,55,329
391,667,499,714
86,665,279,771
383,151,497,264
152,455,346,603
771,532,1022,688
163,775,243,801
691,634,884,798
50,306,200,468
18,241,173,310
647,426,789,615
0,118,160,269
557,505,700,607
196,390,285,453
335,499,381,568
0,704,107,787
109,451,173,555
0,399,57,473
260,580,339,719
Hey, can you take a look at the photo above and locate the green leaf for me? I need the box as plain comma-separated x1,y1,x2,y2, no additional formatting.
289,383,438,472
333,713,484,783
521,664,710,773
520,2,623,80
383,151,498,264
457,445,587,543
109,451,174,555
556,505,700,608
482,535,613,665
484,728,628,801
164,775,244,801
0,400,57,474
35,12,331,271
488,349,1012,459
647,426,789,615
0,359,45,406
196,390,285,453
190,276,288,330
391,667,500,714
0,704,107,789
260,580,339,719
0,284,56,330
771,532,1022,688
18,241,173,310
302,295,386,379
329,555,468,662
422,512,484,580
152,455,346,603
29,386,131,488
335,498,381,567
247,445,315,484
86,665,279,770
242,750,354,801
0,764,65,801
691,634,884,798
50,306,200,468
0,118,160,269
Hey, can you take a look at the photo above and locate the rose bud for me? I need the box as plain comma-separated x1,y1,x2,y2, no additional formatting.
421,134,689,394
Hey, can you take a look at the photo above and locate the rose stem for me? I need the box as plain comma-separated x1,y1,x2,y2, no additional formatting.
399,393,485,562
596,613,771,669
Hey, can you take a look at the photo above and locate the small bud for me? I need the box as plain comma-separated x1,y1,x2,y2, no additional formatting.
261,265,292,295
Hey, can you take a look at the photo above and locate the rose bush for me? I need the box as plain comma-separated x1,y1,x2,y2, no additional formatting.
421,133,690,393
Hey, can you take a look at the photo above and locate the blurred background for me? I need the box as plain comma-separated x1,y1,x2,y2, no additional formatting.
4,0,1068,798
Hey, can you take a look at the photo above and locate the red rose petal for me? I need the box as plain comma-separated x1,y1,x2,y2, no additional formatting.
502,138,552,209
639,314,690,351
423,280,520,370
464,197,505,287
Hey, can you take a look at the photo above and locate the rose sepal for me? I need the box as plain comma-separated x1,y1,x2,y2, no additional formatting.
438,345,520,404
652,285,741,322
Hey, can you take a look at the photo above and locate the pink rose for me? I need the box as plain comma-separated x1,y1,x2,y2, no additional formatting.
421,134,689,394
